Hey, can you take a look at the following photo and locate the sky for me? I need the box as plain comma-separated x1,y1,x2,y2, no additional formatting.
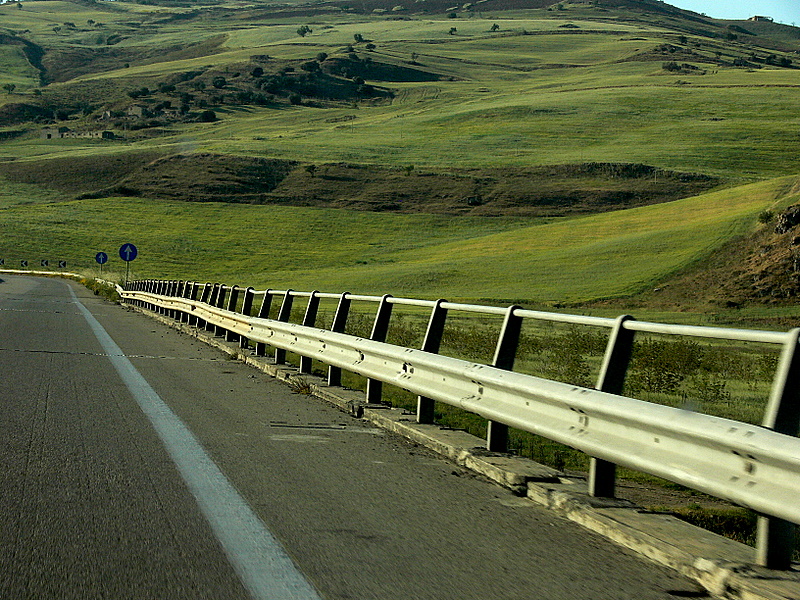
667,1,800,25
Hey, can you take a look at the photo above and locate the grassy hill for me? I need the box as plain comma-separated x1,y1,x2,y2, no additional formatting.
1,0,800,311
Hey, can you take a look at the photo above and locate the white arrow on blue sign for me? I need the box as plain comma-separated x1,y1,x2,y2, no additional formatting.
96,252,108,265
119,243,138,262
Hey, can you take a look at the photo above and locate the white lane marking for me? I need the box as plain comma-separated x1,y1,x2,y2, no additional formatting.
69,286,322,600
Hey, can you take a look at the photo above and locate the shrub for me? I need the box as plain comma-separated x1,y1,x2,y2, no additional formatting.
627,339,703,394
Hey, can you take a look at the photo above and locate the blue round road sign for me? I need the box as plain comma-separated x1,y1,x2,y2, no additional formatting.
119,244,138,262
95,252,108,265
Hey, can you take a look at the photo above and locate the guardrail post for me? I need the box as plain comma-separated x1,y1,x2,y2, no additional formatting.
418,299,448,424
589,315,636,498
172,281,183,321
161,280,169,313
214,285,229,337
175,281,185,321
255,290,274,357
328,293,351,386
163,281,172,316
154,281,163,314
164,281,173,317
487,305,523,452
184,281,196,324
366,295,394,404
274,291,294,365
757,328,800,570
179,281,193,323
225,286,241,343
300,292,320,374
239,287,255,349
206,284,220,332
196,283,211,328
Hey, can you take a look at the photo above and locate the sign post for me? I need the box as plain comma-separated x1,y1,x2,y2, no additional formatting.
118,243,138,286
95,252,108,276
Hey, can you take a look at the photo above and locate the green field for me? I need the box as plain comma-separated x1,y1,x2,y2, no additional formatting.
1,175,796,305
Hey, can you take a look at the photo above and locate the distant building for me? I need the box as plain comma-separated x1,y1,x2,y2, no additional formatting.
42,127,115,140
748,15,773,22
126,105,146,118
41,126,70,139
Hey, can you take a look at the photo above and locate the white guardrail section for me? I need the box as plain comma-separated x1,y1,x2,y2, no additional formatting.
120,289,800,520
119,284,800,569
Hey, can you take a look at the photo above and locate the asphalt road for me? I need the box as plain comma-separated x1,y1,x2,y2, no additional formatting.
0,275,708,600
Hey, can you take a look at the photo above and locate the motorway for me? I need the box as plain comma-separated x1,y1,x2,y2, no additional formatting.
0,275,707,600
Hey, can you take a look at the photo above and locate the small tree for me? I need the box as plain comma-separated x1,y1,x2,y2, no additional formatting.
353,33,364,43
212,76,227,89
490,23,499,32
297,25,312,37
2,83,16,94
449,27,457,35
316,52,328,62
305,164,317,177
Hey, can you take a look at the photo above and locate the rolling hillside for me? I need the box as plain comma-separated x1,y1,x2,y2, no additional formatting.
1,0,799,310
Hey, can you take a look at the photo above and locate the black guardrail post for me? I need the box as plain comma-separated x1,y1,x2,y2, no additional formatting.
589,315,636,498
179,281,192,323
417,299,448,424
159,281,169,315
366,295,394,404
225,285,241,343
486,305,523,452
757,328,800,570
196,283,211,329
214,285,229,337
206,284,220,332
239,287,255,350
327,293,351,387
187,282,199,325
274,291,294,365
255,290,274,357
299,292,320,374
171,281,182,320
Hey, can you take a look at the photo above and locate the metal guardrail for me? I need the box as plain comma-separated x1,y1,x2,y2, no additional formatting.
120,280,800,570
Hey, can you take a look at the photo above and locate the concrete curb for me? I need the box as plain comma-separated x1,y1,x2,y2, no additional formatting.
127,305,800,600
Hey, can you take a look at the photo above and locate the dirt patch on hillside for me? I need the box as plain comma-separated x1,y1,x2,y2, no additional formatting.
266,162,719,217
80,154,299,201
589,178,800,318
0,150,166,194
54,154,720,217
